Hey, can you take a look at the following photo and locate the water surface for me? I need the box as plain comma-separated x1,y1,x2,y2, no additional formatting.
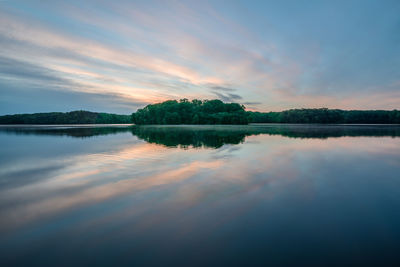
1,124,400,266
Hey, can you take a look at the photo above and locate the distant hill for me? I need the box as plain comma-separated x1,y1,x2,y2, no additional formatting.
0,110,131,124
247,108,400,124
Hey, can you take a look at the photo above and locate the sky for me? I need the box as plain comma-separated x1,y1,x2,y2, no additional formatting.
0,0,399,115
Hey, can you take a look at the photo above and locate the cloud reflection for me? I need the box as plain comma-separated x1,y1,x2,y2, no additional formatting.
1,127,399,235
0,139,223,231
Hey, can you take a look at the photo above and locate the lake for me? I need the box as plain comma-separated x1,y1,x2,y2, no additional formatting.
0,124,400,266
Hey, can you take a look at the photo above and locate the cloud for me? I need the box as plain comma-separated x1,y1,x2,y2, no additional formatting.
0,81,147,115
242,102,262,105
210,86,237,92
0,56,79,88
0,5,314,111
208,84,244,102
0,55,151,114
212,92,243,102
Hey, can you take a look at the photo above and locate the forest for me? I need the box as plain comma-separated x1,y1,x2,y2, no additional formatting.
0,110,131,124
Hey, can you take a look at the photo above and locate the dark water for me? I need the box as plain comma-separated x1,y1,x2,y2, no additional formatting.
0,124,400,266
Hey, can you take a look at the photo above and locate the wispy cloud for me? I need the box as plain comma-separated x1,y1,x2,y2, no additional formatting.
210,86,237,92
212,92,243,102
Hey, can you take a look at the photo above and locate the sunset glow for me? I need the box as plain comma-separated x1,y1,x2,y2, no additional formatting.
1,0,399,114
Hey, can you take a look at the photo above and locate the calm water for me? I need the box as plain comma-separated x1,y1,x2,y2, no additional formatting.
0,124,400,266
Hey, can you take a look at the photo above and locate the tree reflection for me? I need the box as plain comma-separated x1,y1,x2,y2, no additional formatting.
131,126,247,148
0,126,131,138
1,124,399,147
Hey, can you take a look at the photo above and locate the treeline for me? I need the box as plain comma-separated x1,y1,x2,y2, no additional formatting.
133,100,400,125
2,103,399,125
247,108,400,124
132,99,248,125
0,110,131,124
